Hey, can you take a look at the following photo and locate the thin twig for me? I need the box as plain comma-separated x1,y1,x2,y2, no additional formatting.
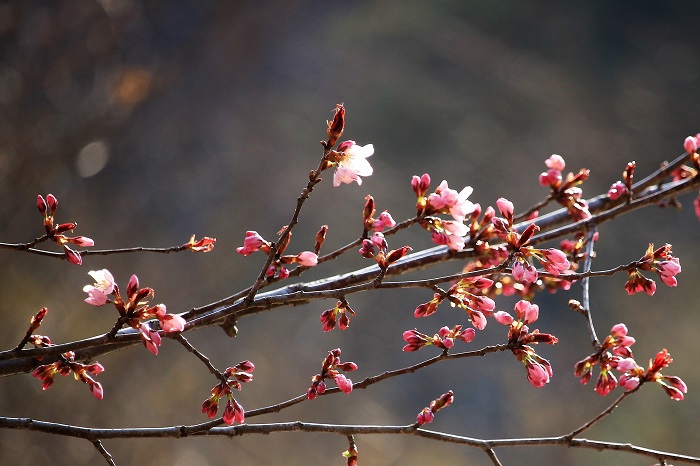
92,440,116,466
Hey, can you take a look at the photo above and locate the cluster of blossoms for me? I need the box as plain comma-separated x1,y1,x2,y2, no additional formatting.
416,390,454,425
307,348,357,399
320,299,356,331
83,269,186,355
575,324,686,400
625,243,681,295
538,154,591,220
491,198,572,286
412,174,476,251
32,351,104,399
235,228,318,279
402,325,475,352
201,360,255,425
36,194,94,265
494,300,558,387
414,277,495,330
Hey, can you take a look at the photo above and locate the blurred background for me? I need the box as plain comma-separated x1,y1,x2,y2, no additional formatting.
0,1,699,464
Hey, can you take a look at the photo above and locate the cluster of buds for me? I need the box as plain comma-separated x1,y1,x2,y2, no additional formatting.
320,299,355,331
307,348,357,399
32,351,104,399
684,133,700,161
83,269,186,355
362,195,396,235
358,231,411,270
15,307,52,353
537,155,591,221
492,198,572,285
236,229,318,279
494,300,558,388
183,234,216,253
684,133,700,220
201,360,255,425
575,325,687,400
607,161,636,201
36,194,94,265
414,277,495,330
412,174,475,250
402,325,475,352
574,323,636,396
416,390,454,425
625,243,681,295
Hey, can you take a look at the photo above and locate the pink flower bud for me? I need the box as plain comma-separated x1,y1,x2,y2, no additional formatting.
496,198,514,220
416,408,434,425
222,401,236,425
90,381,104,400
335,374,353,393
46,194,58,214
160,313,186,333
684,136,698,155
494,311,514,326
545,154,565,171
37,195,47,214
70,236,95,247
295,251,318,267
63,246,82,265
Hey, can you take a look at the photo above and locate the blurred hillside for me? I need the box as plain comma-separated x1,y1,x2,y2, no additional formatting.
1,1,699,465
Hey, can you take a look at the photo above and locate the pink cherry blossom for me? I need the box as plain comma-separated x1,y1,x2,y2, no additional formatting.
430,230,465,251
70,236,95,247
607,181,627,200
333,141,374,187
514,300,539,324
373,211,396,232
236,231,269,256
545,154,566,171
539,168,562,187
526,361,550,388
63,246,82,265
416,408,434,425
496,197,514,219
684,136,698,154
494,311,514,325
90,381,104,400
411,173,431,198
458,328,476,343
159,313,186,333
619,374,640,390
222,401,235,425
295,251,318,267
83,269,116,306
335,373,353,393
426,180,475,221
540,248,570,275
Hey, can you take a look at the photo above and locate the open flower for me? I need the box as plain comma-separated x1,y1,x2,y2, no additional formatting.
333,141,374,187
83,269,116,306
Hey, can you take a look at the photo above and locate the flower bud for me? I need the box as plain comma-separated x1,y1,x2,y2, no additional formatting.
326,103,345,148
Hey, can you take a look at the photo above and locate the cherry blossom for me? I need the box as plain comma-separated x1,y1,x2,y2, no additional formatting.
83,269,116,306
333,140,374,187
236,231,270,256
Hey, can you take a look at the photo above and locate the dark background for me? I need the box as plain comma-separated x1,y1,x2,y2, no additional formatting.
0,1,699,465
